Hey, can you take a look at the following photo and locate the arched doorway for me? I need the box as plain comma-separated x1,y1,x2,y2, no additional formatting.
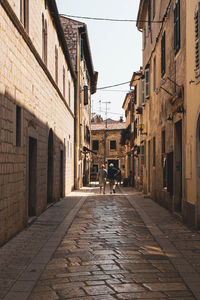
47,129,54,204
197,115,200,227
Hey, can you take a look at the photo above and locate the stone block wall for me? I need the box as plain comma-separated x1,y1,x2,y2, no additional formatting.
0,1,75,245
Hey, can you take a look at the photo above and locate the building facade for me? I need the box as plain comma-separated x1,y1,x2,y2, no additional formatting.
184,0,200,227
0,0,75,245
60,17,98,189
91,118,126,180
134,0,200,228
122,92,134,183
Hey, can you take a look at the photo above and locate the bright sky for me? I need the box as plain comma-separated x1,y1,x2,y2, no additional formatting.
56,0,142,120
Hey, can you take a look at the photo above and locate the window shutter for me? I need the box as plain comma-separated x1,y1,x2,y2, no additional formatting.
141,78,145,104
195,2,200,76
84,85,88,105
174,0,180,54
145,69,150,99
161,32,166,76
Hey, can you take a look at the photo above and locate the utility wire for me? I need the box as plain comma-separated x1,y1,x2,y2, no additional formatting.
96,78,139,90
60,14,162,23
97,81,130,90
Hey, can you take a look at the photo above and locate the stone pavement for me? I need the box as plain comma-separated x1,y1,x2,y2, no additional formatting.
1,186,200,299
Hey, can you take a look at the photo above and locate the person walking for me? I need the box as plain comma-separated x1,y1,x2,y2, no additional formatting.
107,163,120,194
115,167,122,186
98,164,107,194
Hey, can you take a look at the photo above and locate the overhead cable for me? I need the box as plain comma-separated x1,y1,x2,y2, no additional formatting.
60,14,162,23
97,81,131,90
96,78,139,90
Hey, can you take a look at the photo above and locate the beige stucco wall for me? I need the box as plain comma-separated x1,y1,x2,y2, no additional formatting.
185,0,200,208
138,0,186,211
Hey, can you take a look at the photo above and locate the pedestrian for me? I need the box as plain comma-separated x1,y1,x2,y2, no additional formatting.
107,163,120,194
98,164,107,194
115,167,122,186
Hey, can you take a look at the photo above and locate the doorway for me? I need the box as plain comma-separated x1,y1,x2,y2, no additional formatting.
28,137,37,217
197,115,200,226
174,120,182,212
47,129,54,204
148,140,151,193
60,150,64,198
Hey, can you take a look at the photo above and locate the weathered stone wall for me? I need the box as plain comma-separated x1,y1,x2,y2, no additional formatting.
91,128,125,173
0,1,75,245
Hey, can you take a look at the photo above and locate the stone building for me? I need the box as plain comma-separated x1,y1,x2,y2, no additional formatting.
122,92,134,182
135,0,186,216
184,0,200,227
0,0,75,245
90,118,126,180
60,17,98,189
134,0,200,228
122,71,144,190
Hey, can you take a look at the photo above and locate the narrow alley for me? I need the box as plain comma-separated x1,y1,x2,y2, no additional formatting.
1,186,200,300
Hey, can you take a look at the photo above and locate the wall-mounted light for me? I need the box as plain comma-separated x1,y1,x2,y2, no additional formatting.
189,80,195,84
167,114,173,121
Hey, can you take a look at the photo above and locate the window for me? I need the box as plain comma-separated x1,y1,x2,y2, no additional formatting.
84,85,88,105
63,67,65,97
152,0,156,19
153,56,156,91
195,2,200,76
141,141,146,166
145,68,150,99
140,78,145,104
174,0,180,54
42,15,47,65
153,137,156,166
161,130,167,188
92,140,99,150
70,143,72,158
161,32,166,77
16,105,21,147
162,130,165,154
20,0,29,31
55,46,58,84
68,81,71,107
67,141,69,158
110,140,116,150
148,0,151,32
143,26,146,49
134,119,137,139
92,164,98,173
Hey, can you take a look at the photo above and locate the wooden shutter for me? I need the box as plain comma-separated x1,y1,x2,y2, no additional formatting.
195,2,200,76
84,85,88,105
161,32,166,76
145,68,150,99
174,0,180,54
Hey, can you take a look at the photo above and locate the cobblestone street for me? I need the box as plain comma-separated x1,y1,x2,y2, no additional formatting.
1,186,200,300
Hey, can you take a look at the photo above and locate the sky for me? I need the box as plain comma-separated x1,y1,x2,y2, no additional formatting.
56,0,142,121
